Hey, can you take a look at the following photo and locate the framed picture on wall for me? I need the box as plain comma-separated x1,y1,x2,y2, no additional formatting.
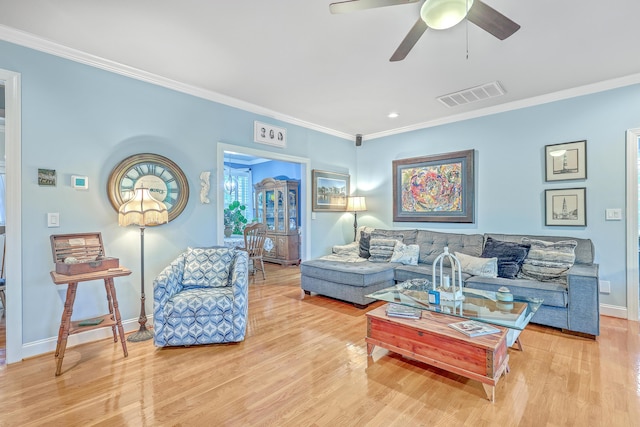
545,187,586,226
392,149,474,223
312,169,349,212
545,140,587,181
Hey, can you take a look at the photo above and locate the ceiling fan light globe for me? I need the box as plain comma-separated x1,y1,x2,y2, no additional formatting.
420,0,474,30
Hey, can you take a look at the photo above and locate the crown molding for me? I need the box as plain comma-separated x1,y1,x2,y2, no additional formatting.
0,25,353,141
365,73,640,141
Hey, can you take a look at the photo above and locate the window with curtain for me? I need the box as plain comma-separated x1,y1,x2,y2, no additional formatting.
224,167,254,221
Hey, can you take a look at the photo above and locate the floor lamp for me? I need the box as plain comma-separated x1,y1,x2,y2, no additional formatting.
118,187,168,342
346,196,367,242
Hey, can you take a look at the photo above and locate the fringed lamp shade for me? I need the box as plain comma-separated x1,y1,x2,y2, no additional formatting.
118,187,168,227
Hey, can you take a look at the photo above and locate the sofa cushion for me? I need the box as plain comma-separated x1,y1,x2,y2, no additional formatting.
481,237,530,279
368,238,398,262
394,264,472,284
415,230,484,265
517,238,577,284
300,259,396,287
182,247,233,288
455,251,498,278
390,242,420,265
465,276,568,308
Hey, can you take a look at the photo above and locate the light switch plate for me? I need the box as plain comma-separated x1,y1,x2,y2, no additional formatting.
47,212,60,227
605,208,622,221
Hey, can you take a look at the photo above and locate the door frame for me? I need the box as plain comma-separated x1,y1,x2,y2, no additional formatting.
216,142,311,262
1,69,23,363
625,127,640,321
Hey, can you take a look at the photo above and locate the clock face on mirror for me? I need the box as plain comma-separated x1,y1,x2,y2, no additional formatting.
107,153,189,222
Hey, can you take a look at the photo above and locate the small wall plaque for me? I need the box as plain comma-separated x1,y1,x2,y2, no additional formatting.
254,121,286,148
38,168,57,186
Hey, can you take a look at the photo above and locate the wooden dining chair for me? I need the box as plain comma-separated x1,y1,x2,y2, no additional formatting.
243,222,267,280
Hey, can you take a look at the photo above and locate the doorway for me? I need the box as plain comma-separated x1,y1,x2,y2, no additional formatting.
625,128,640,322
217,143,311,262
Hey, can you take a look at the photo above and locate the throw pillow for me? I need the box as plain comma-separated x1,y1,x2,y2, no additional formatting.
182,247,234,288
368,238,398,263
359,231,372,258
454,251,498,278
481,237,530,279
390,242,420,265
517,238,577,284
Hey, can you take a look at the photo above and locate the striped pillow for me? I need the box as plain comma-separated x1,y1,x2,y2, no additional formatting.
368,238,398,263
517,238,577,284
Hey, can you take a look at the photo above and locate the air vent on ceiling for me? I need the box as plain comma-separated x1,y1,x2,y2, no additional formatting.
437,81,505,108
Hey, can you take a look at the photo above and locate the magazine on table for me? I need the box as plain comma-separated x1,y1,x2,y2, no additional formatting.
386,303,421,319
448,320,501,337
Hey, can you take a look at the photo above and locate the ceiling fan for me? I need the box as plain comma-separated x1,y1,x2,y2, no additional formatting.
329,0,520,61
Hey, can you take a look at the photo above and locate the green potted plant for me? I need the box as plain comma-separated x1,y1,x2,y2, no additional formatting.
224,201,248,237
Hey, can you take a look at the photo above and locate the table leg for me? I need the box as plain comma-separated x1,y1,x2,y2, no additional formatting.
55,282,78,376
103,279,117,342
107,277,128,357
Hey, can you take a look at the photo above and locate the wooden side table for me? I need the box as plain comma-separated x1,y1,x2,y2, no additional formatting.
50,267,132,376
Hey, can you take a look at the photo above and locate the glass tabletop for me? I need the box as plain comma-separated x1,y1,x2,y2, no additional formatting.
366,279,543,331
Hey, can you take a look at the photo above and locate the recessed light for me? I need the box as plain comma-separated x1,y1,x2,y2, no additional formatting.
388,112,399,118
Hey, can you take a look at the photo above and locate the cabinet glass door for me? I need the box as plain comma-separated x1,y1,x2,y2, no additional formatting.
266,190,275,231
256,191,264,223
276,189,285,232
288,189,297,231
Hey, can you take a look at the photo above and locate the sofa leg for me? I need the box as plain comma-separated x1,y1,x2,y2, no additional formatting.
561,329,597,340
353,303,368,309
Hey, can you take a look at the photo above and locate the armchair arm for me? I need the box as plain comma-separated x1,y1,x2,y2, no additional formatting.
230,250,249,338
153,253,186,328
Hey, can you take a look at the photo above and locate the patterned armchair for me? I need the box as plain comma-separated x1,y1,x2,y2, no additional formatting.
153,247,249,347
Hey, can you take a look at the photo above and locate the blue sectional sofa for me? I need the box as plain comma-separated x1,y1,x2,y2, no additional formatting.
300,228,599,337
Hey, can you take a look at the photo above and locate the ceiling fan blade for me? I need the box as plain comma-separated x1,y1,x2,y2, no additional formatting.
390,18,428,62
466,0,520,40
330,0,419,14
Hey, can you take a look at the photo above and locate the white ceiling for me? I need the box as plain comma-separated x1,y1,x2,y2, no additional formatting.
1,0,640,140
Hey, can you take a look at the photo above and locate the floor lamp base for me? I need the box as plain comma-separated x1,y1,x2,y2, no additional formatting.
127,325,154,342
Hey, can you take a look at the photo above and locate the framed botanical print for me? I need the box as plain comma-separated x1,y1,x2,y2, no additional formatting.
545,140,587,181
312,169,349,212
545,187,586,226
392,149,474,223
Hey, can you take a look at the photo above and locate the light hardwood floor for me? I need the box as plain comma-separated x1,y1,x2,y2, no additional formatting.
0,264,639,426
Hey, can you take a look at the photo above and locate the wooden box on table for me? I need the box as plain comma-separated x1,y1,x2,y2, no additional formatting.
50,232,119,275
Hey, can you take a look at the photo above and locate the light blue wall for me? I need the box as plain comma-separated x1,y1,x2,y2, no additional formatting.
0,40,357,345
358,85,640,308
3,36,638,350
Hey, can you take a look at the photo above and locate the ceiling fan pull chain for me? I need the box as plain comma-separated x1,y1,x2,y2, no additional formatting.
466,0,470,59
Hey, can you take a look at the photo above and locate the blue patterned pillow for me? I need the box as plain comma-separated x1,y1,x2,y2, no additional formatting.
182,247,233,288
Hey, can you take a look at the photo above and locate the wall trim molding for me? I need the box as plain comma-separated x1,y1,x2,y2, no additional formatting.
3,24,640,143
0,68,22,364
626,128,640,321
0,25,352,141
600,303,628,319
22,316,144,360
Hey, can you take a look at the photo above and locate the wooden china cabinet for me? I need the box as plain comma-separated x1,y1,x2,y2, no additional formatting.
254,177,300,265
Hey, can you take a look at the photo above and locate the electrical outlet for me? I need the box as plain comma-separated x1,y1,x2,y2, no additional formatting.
599,280,611,294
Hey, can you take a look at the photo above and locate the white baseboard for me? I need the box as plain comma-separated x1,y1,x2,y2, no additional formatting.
21,316,151,360
600,303,628,319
